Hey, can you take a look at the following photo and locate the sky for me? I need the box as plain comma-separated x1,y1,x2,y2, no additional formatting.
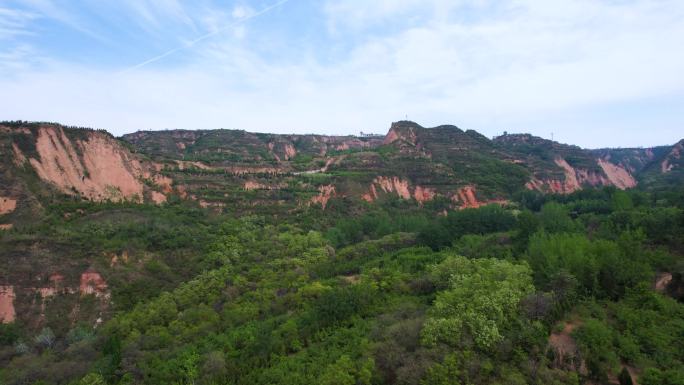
0,0,683,148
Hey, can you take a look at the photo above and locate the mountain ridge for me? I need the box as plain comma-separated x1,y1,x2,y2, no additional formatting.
1,120,682,230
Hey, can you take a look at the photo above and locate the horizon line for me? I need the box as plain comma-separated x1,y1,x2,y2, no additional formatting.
2,119,681,150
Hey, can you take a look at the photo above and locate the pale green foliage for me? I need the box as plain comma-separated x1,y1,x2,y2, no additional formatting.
107,267,232,339
78,373,106,385
204,234,242,267
276,229,331,268
320,355,355,385
179,350,200,385
422,256,534,350
14,341,29,354
34,327,55,349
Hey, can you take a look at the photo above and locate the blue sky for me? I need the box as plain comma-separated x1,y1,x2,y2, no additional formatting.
0,0,683,148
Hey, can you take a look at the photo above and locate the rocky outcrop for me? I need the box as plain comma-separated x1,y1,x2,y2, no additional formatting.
109,251,129,267
525,178,547,192
527,157,637,194
310,185,336,209
383,121,418,146
147,174,173,204
361,185,379,203
150,191,167,204
0,285,16,323
36,287,56,299
377,176,411,199
27,126,145,202
49,273,65,288
454,186,480,208
363,177,410,201
362,177,438,204
284,144,297,159
655,272,673,293
152,175,174,193
0,197,17,215
451,186,508,209
526,176,584,194
413,186,436,203
661,141,682,173
268,142,298,162
597,159,637,189
11,143,27,166
80,270,109,298
553,158,582,193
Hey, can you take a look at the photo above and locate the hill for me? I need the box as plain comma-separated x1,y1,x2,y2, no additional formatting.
1,120,683,385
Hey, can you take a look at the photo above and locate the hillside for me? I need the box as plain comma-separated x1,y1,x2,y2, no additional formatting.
637,139,684,189
1,120,683,385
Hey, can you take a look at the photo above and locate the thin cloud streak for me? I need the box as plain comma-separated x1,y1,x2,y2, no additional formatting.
120,0,291,73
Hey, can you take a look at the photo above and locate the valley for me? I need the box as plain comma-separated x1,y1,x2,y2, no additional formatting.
0,120,683,385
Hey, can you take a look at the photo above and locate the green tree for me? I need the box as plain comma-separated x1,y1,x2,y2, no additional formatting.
0,323,20,345
611,190,634,212
422,256,534,350
422,354,462,385
640,368,663,385
574,319,618,382
513,209,539,250
180,350,200,385
319,355,356,385
539,202,577,233
527,232,599,295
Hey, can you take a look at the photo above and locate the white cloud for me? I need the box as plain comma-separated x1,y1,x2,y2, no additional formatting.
231,5,254,20
323,0,446,31
199,8,232,34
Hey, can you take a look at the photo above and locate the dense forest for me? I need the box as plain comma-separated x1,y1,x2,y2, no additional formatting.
1,185,683,385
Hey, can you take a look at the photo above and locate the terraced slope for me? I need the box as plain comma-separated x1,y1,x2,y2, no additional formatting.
2,120,682,227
